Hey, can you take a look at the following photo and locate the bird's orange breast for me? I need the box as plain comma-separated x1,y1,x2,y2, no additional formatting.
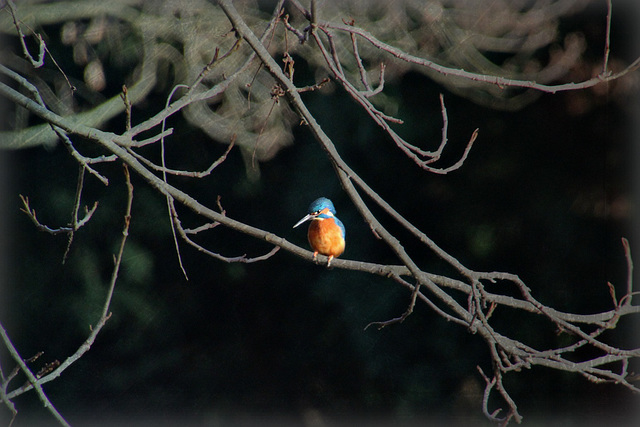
307,218,345,258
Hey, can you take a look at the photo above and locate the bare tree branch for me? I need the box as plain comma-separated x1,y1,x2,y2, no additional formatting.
1,0,637,424
5,163,134,403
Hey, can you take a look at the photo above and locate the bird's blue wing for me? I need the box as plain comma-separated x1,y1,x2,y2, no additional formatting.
333,217,346,239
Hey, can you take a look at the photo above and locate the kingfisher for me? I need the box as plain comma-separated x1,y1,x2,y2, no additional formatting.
293,197,345,267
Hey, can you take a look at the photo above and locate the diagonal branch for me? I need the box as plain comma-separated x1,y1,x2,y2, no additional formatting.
319,21,640,94
0,323,70,426
7,163,134,402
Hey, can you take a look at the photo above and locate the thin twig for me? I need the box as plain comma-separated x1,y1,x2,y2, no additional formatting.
6,0,45,67
602,0,613,75
62,165,86,263
320,21,640,94
19,194,98,237
161,84,190,280
0,324,70,426
7,163,134,402
174,210,280,263
57,129,112,185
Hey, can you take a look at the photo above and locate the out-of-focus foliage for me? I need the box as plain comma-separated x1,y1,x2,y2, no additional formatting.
0,0,614,161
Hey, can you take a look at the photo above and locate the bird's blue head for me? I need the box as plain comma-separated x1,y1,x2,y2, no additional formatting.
308,197,336,217
293,197,338,229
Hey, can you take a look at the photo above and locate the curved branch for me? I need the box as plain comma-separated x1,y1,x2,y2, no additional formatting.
320,21,640,94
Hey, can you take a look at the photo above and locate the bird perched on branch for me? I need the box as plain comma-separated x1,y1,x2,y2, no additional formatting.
293,197,345,267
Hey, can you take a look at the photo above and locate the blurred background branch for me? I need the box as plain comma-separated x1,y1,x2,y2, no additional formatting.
3,0,635,166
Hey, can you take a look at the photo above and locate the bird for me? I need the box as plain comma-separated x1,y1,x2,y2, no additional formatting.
293,197,345,267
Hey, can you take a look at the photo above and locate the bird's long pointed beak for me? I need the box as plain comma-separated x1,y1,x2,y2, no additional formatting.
293,214,313,228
